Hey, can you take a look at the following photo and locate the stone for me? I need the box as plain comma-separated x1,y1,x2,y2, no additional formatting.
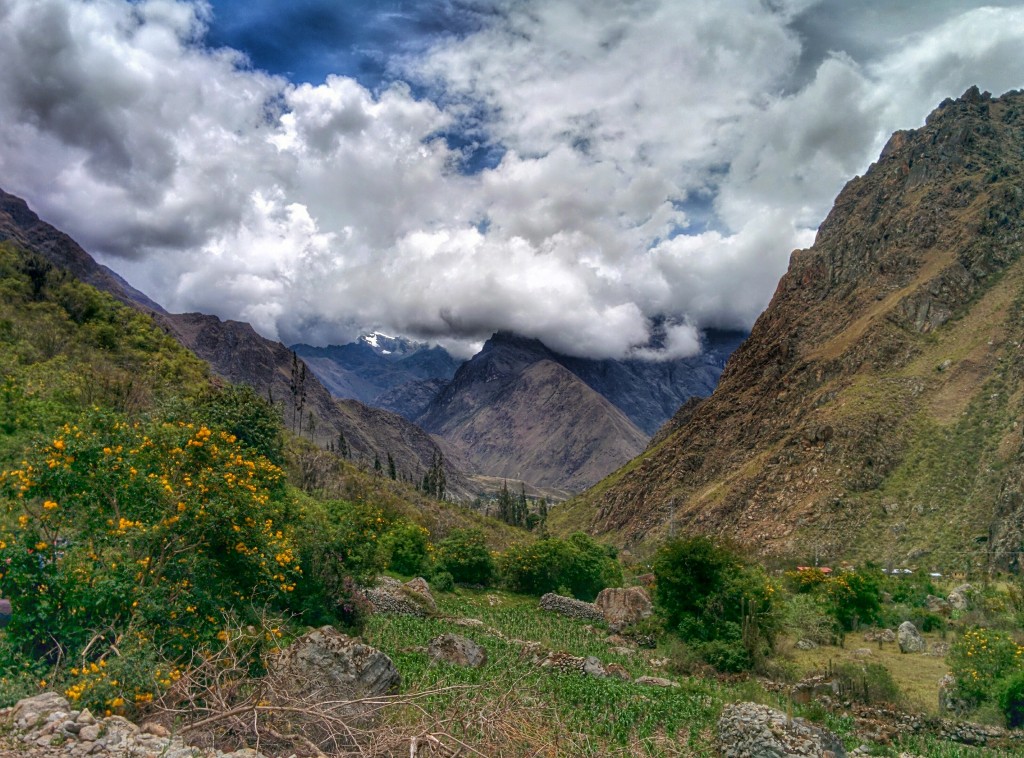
925,594,950,613
11,692,70,730
594,586,653,632
939,673,972,715
947,583,973,610
272,625,400,718
77,708,96,725
635,676,679,687
795,638,818,650
605,663,632,681
897,621,926,653
142,721,171,737
428,633,488,668
78,724,101,742
582,656,607,678
717,702,847,758
538,592,605,623
853,648,873,658
403,577,437,612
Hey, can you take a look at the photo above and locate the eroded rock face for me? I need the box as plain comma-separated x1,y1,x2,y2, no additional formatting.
595,586,653,632
272,625,401,704
897,621,927,653
428,633,487,668
716,702,846,758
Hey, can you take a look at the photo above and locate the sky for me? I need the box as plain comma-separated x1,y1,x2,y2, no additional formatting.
1,1,1024,359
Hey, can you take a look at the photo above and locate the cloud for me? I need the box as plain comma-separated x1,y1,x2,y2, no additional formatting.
0,0,1023,360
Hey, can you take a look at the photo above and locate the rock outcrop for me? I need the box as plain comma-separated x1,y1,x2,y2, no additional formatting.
595,586,653,632
716,702,846,758
428,633,488,668
897,621,927,653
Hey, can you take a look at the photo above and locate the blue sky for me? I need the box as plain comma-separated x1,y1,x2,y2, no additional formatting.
1,1,1023,358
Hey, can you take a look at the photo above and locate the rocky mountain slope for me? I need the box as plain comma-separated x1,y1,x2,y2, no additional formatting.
0,186,471,499
418,333,649,491
557,87,1024,569
292,335,461,420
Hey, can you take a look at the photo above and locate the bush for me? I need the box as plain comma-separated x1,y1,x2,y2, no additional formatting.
784,566,883,631
949,627,1024,704
498,533,621,601
652,536,776,672
380,521,432,576
999,670,1024,728
430,569,455,593
782,593,838,645
436,529,494,586
832,661,902,705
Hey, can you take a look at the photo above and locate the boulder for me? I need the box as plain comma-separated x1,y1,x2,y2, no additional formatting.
947,583,973,611
717,702,846,758
605,663,632,681
538,592,605,623
939,673,972,715
403,577,437,612
11,692,70,730
272,626,400,712
635,676,679,688
595,586,653,632
582,656,607,678
926,594,950,613
897,621,926,653
428,633,487,668
795,638,818,650
365,576,435,617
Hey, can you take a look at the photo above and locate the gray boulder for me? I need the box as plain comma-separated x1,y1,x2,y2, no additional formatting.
926,594,950,613
365,576,435,617
717,702,846,758
428,633,487,668
272,625,400,709
11,692,70,730
582,656,608,678
595,586,653,632
897,621,927,653
947,583,973,611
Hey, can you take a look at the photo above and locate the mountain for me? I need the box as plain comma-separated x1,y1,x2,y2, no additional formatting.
557,87,1024,570
0,186,472,499
292,334,462,419
418,333,649,491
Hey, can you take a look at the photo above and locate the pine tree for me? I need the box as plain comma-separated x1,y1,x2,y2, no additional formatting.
387,452,397,480
337,430,349,458
373,453,382,475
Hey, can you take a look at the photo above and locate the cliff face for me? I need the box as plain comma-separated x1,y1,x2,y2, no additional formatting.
562,87,1024,569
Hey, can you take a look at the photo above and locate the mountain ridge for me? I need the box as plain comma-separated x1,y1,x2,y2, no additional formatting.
556,86,1024,569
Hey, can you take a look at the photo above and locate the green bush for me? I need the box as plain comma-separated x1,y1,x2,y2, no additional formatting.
999,669,1024,728
949,627,1024,704
381,521,433,576
498,532,621,601
429,569,455,593
782,593,837,645
652,536,776,671
832,661,902,705
436,528,494,586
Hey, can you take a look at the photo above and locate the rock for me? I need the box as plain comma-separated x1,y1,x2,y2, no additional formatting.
605,663,632,681
792,675,839,704
452,617,485,628
11,692,69,730
609,646,634,657
142,721,171,737
635,676,679,688
403,577,437,612
717,702,847,758
272,626,400,715
582,656,607,677
538,592,605,623
796,638,818,650
594,586,653,632
428,633,488,668
77,708,96,725
947,583,973,610
939,673,972,715
926,594,950,613
863,628,897,643
853,648,873,658
898,621,926,653
78,723,101,742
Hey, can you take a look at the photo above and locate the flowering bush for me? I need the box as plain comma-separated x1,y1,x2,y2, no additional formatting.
436,528,494,586
0,409,303,710
381,521,433,577
949,627,1024,704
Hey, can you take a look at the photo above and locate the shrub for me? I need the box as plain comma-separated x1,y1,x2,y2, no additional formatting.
380,521,432,577
782,593,837,645
999,670,1024,728
652,536,777,671
498,532,621,601
832,661,902,705
949,627,1024,704
436,529,494,586
429,569,455,593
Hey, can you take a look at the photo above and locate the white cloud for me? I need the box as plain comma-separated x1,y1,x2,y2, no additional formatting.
1,0,1023,359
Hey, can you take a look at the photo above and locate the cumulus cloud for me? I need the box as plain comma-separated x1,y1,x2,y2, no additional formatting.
1,0,1023,359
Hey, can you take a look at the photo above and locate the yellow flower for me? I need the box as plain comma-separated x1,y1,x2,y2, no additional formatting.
43,500,58,510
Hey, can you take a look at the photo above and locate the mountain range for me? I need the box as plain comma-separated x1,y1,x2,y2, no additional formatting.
555,86,1024,570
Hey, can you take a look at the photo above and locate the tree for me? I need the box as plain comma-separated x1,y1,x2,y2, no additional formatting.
373,453,382,475
387,451,397,480
422,451,446,500
337,430,349,459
